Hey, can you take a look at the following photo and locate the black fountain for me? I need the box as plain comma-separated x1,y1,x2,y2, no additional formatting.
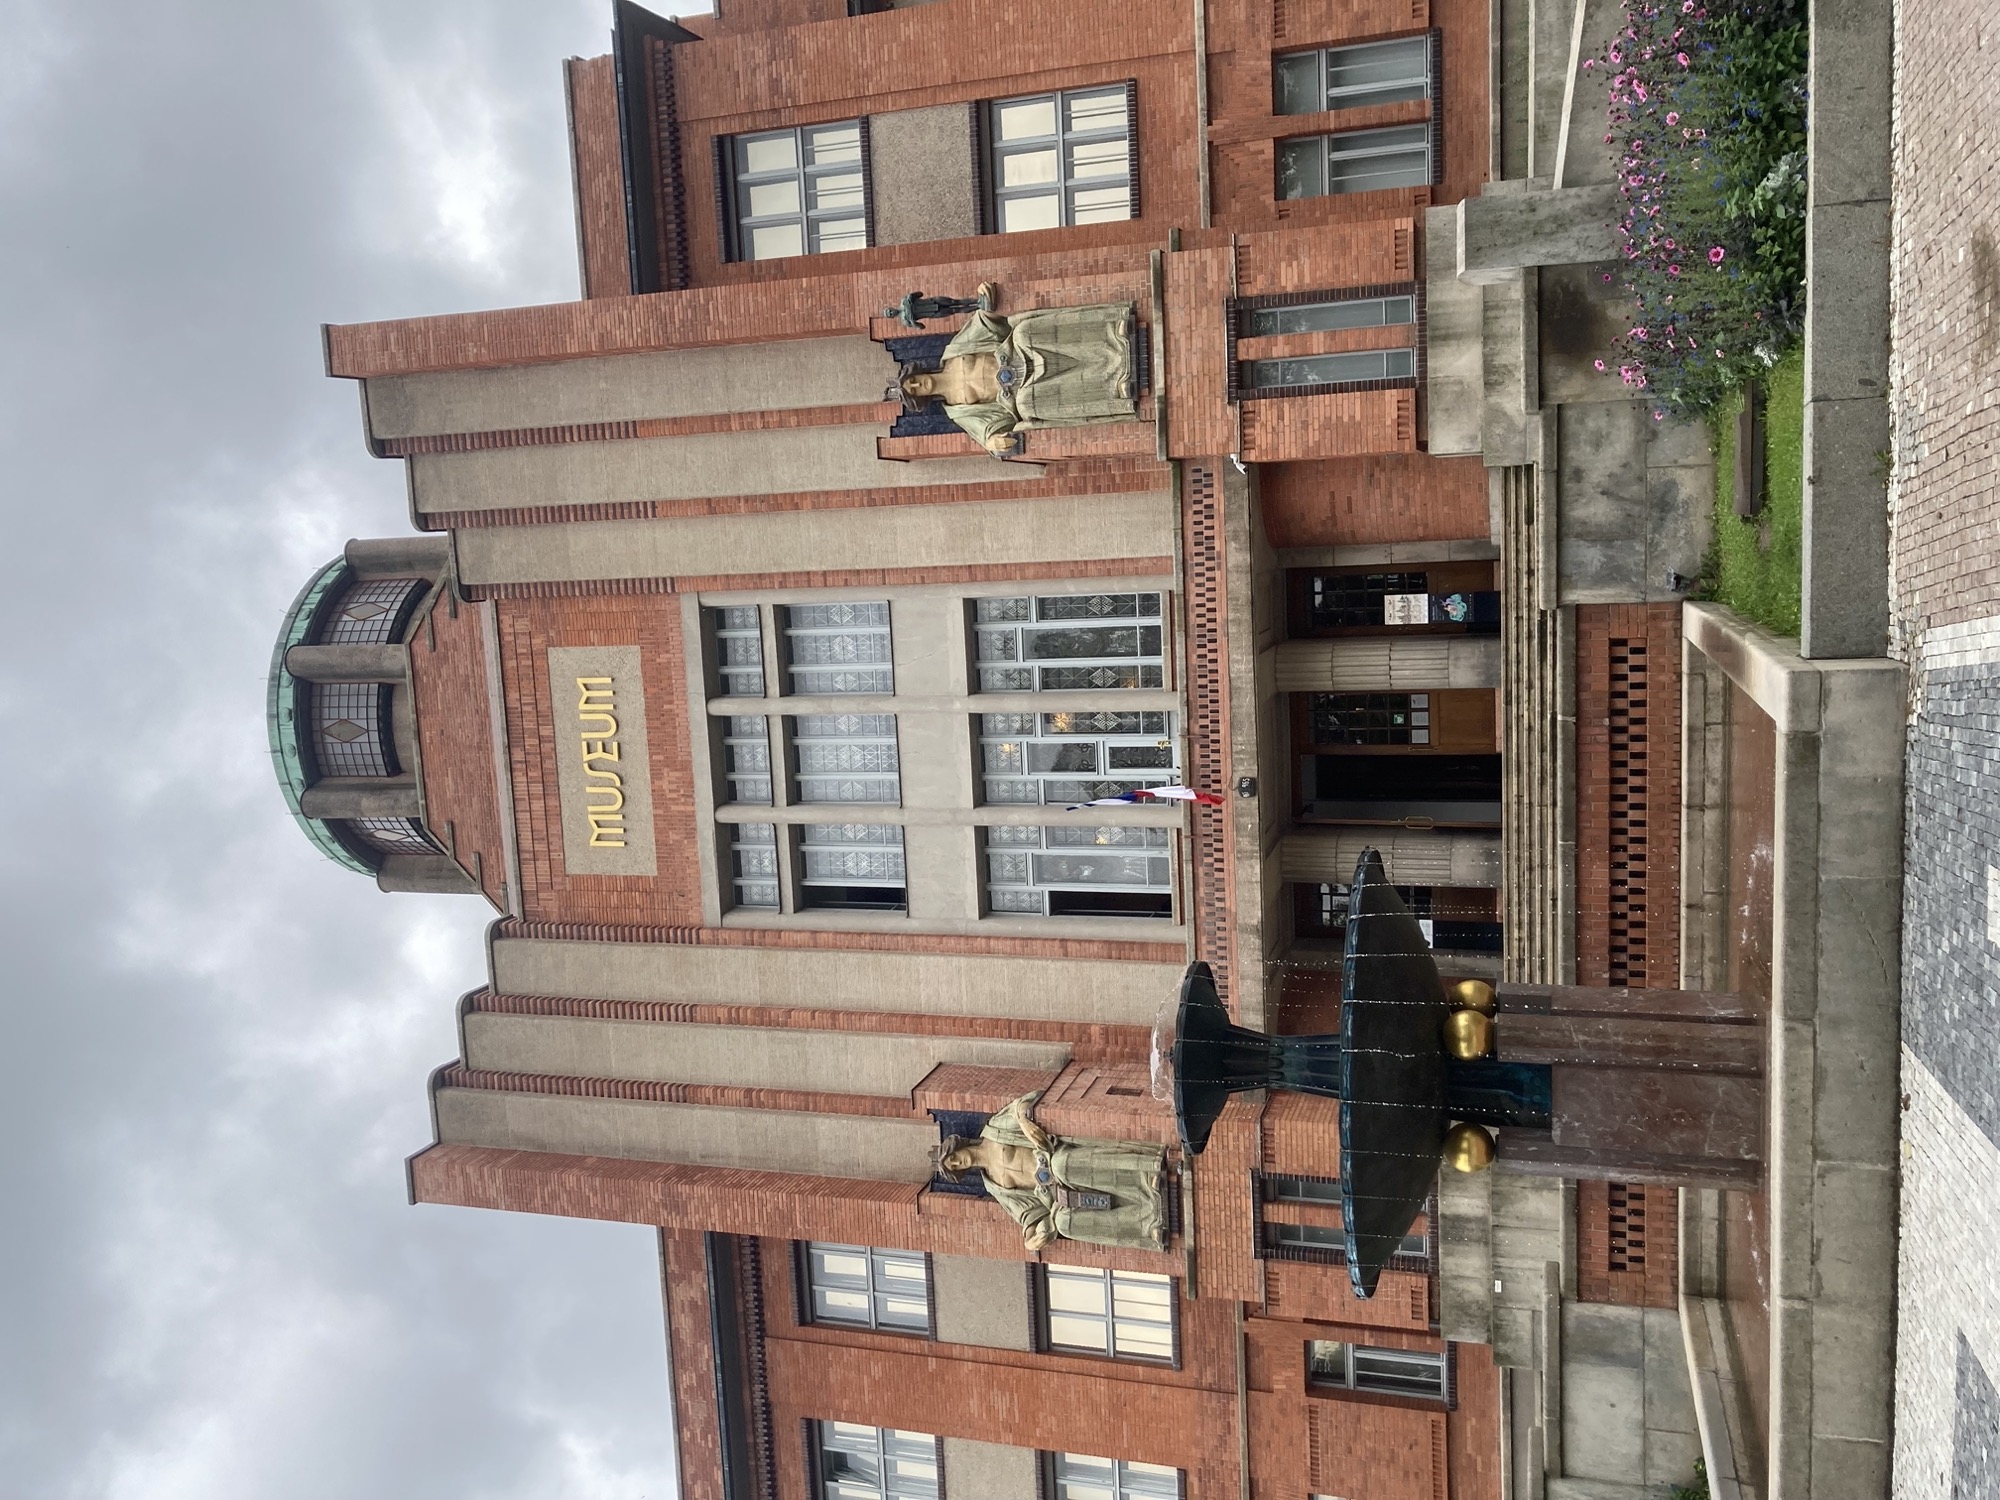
1158,848,1550,1298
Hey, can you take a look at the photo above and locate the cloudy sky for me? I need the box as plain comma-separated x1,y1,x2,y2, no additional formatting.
0,2,681,1495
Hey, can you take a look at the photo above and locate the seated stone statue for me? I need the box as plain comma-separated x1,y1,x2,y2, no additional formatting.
936,1091,1169,1252
896,287,1140,455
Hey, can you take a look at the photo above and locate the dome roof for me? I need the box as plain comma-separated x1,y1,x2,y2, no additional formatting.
267,556,375,874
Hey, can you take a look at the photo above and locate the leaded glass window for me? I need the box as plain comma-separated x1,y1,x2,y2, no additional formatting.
323,577,425,645
311,682,395,778
722,716,773,804
985,825,1171,918
988,87,1134,232
1277,124,1432,198
1243,347,1415,389
1274,36,1431,115
1309,692,1431,746
792,714,901,804
1306,1340,1446,1399
973,593,1165,693
978,711,1177,806
730,123,868,261
1042,1266,1175,1359
800,823,906,911
347,816,437,856
784,602,894,695
1242,293,1415,338
816,1422,941,1500
713,606,767,697
806,1243,932,1332
731,822,779,909
1049,1452,1181,1500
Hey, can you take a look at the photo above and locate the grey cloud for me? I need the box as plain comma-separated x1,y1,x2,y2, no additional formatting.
0,2,679,1496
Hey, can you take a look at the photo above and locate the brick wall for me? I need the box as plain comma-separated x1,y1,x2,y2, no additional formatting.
1260,451,1490,546
1574,1180,1679,1309
408,592,509,907
495,592,703,927
664,1228,726,1500
566,55,629,299
1573,603,1682,989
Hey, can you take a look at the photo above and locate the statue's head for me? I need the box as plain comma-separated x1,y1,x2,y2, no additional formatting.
933,1135,979,1182
899,371,940,403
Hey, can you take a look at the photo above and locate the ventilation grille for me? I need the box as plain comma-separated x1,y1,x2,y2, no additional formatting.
1607,638,1649,986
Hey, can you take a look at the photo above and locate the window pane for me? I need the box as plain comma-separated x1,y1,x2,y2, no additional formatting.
1276,136,1327,199
999,193,1063,233
1046,1270,1111,1315
1049,1312,1111,1350
1246,295,1415,336
1273,51,1323,115
1325,37,1429,108
749,222,805,260
740,132,797,173
746,178,803,218
811,172,866,211
996,97,1058,140
815,219,869,253
1070,139,1129,178
1247,349,1414,388
1066,89,1129,132
1072,185,1134,223
1001,148,1061,187
1306,1339,1349,1383
808,123,863,162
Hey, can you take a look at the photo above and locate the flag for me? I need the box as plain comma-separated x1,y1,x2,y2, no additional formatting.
1065,785,1227,810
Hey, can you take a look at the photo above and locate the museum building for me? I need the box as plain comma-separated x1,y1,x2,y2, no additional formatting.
269,0,1713,1496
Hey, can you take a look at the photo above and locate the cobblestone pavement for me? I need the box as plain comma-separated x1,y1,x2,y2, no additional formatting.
1890,3,2000,1496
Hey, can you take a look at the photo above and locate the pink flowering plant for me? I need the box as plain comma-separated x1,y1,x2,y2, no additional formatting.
1594,0,1807,411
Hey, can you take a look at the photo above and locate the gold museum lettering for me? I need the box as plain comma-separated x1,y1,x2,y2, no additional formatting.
575,676,627,847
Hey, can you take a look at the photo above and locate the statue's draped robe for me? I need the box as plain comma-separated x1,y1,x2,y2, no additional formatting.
937,305,1139,448
976,1092,1169,1252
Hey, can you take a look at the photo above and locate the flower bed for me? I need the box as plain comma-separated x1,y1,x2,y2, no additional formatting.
1591,0,1808,415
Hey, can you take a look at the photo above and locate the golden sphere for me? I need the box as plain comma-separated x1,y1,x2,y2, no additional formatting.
1443,1008,1495,1060
1444,1122,1497,1173
1447,979,1498,1015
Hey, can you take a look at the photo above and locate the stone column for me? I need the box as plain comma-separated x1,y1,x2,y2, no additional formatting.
1272,636,1501,692
345,535,449,579
300,776,421,820
376,853,482,895
1280,828,1502,888
285,643,408,682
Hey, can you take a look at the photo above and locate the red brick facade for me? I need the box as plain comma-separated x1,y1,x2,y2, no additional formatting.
311,0,1539,1495
1573,604,1683,990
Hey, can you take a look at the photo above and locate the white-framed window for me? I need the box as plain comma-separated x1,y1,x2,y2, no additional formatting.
800,823,907,911
1049,1452,1182,1500
1274,36,1431,115
973,593,1167,693
729,122,868,261
1241,292,1415,338
805,1243,931,1333
816,1422,941,1500
1042,1266,1176,1360
1243,347,1416,390
1277,124,1431,199
988,86,1134,232
986,824,1172,918
1305,1340,1447,1400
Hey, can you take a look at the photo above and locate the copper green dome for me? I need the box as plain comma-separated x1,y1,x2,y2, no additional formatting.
267,556,374,874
